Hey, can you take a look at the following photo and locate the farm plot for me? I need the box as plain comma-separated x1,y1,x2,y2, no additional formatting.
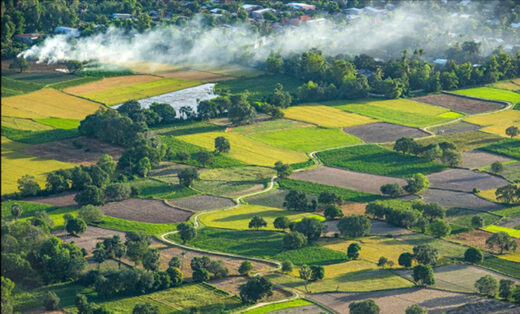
415,130,502,152
101,198,192,224
244,299,321,314
1,88,103,119
148,161,194,177
64,75,161,95
211,277,291,302
426,169,509,192
26,191,78,208
483,225,520,238
290,166,407,194
420,189,504,211
445,207,501,230
450,229,520,254
21,136,125,165
127,179,197,200
192,180,265,197
233,119,307,135
159,69,233,81
482,161,520,182
481,139,520,159
343,122,429,143
429,121,481,135
54,226,127,253
491,80,520,92
464,109,520,137
412,93,505,114
246,189,292,209
1,116,53,131
395,233,467,261
461,150,513,169
199,166,275,182
283,105,376,128
167,194,235,211
452,87,520,104
495,216,520,229
216,74,302,102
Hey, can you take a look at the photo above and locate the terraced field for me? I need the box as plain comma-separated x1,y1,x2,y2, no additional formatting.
283,105,377,127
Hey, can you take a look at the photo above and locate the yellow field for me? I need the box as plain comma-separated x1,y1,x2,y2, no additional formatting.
465,110,520,137
284,105,376,128
499,252,520,262
65,75,161,95
1,116,53,131
322,260,377,277
178,131,308,166
483,225,520,238
1,137,75,194
2,89,103,119
368,99,453,115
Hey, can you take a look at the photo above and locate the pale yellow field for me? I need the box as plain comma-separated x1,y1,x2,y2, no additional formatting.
1,137,75,194
2,89,103,119
289,260,376,278
178,131,308,166
1,116,53,131
283,105,377,128
465,110,520,137
499,252,520,262
65,75,161,95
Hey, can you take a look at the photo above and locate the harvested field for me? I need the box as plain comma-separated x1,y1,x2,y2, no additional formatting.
54,226,126,253
343,122,429,143
64,75,161,95
427,169,509,192
283,105,377,128
101,198,192,224
20,136,125,166
461,150,513,169
491,80,520,92
26,191,77,208
193,180,265,197
450,229,520,254
159,69,233,81
167,194,235,211
465,109,520,137
306,287,515,314
1,116,53,131
211,277,291,302
412,93,505,114
421,189,504,211
290,166,407,194
429,121,481,135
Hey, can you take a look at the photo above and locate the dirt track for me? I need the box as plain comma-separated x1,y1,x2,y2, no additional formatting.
343,122,429,143
427,169,508,192
413,94,505,114
101,198,192,224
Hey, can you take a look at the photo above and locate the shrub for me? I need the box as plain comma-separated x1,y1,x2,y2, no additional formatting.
349,299,380,314
105,183,131,201
499,279,515,300
475,275,498,297
43,291,60,310
380,183,402,197
347,243,361,260
406,304,427,314
471,215,484,229
398,252,413,268
429,219,451,238
403,173,430,195
413,264,435,286
78,205,104,224
239,260,254,276
464,247,483,264
324,204,343,220
281,260,294,273
491,161,504,173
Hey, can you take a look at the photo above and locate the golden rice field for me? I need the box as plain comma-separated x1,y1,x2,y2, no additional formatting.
288,260,377,278
1,116,53,131
1,88,103,120
283,105,377,128
64,75,161,95
1,137,75,194
178,131,308,166
465,110,520,137
483,225,520,238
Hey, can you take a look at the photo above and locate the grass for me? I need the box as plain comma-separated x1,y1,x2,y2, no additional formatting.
278,178,382,203
273,245,348,266
464,110,520,137
95,216,177,235
48,76,102,90
199,166,275,181
154,121,225,136
1,126,78,144
1,200,77,229
481,139,520,159
1,116,53,131
216,74,303,102
80,78,200,105
317,144,446,178
493,206,520,217
233,119,305,134
192,180,264,197
1,76,43,97
1,88,103,119
34,117,81,129
396,233,467,264
415,130,502,152
64,75,161,95
452,87,520,104
480,160,520,182
283,105,377,128
248,126,362,152
446,207,502,228
127,179,198,200
3,71,82,85
244,299,312,314
490,80,520,92
499,252,520,263
483,225,520,238
334,98,461,128
480,256,520,278
178,131,309,167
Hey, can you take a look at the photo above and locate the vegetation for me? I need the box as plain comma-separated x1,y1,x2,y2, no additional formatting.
481,139,520,159
283,105,376,128
452,87,520,104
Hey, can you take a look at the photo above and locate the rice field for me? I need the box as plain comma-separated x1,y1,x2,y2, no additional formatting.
1,88,104,119
283,105,377,128
1,116,53,131
483,225,520,238
64,75,161,95
464,110,520,137
178,131,308,166
452,87,520,104
233,119,307,135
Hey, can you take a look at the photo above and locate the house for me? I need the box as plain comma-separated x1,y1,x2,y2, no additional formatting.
14,33,45,44
242,4,262,12
433,59,448,66
251,8,275,19
286,3,316,11
55,27,80,37
283,14,311,25
111,13,133,19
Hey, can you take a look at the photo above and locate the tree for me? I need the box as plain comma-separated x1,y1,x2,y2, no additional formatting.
324,204,343,220
207,260,228,279
71,167,93,190
196,151,213,167
9,57,30,72
413,244,438,265
337,215,371,237
273,216,290,230
137,157,151,177
133,303,160,314
178,168,199,187
283,231,307,249
499,279,515,300
318,191,343,206
404,174,430,195
274,161,292,179
378,256,389,268
506,126,519,138
268,83,292,108
192,268,210,283
491,161,504,173
310,265,325,281
406,304,427,314
78,205,104,224
281,261,293,273
299,264,312,293
228,95,256,126
441,148,462,167
17,174,41,197
294,218,323,242
394,137,420,155
429,219,451,238
74,185,105,206
65,217,87,236
398,252,413,268
239,260,253,276
214,136,230,153
2,276,14,314
65,60,83,74
475,275,498,297
284,190,308,211
239,276,273,304
150,103,176,124
97,154,117,177
347,243,361,260
249,216,267,230
495,184,520,204
513,285,520,304
413,264,435,286
422,144,442,162
143,248,161,272
266,51,282,74
125,231,152,266
93,242,106,269
464,247,483,264
46,170,71,193
166,266,183,287
349,300,380,314
10,203,23,221
471,215,484,229
486,232,518,254
380,183,402,197
43,291,60,310
177,223,196,244
105,183,131,201
413,202,446,221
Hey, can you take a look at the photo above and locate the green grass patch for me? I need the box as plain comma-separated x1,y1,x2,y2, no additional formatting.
290,159,315,170
154,121,225,136
415,130,503,152
192,180,264,197
396,233,467,263
483,225,520,238
446,207,502,228
273,245,348,266
493,206,520,217
480,256,520,278
12,282,85,312
48,76,102,90
34,117,81,129
1,116,53,131
234,119,305,134
200,166,275,181
3,71,82,85
127,179,198,200
481,139,520,159
95,216,177,235
317,144,446,178
2,200,55,220
244,299,312,314
452,87,520,104
1,125,78,144
1,76,42,97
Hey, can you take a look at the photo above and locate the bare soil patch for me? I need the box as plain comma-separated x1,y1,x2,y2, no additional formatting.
168,194,235,211
421,189,504,211
290,166,407,194
427,169,509,192
54,226,126,253
343,122,429,143
461,150,513,169
101,198,192,224
413,93,505,114
450,229,520,253
21,136,125,166
26,191,78,208
429,121,481,135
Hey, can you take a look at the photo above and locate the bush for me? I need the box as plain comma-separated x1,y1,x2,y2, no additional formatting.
105,183,131,201
324,204,343,220
428,219,451,238
283,231,307,249
349,299,380,314
491,161,504,173
239,260,254,276
398,252,413,268
133,303,160,314
78,205,104,224
475,275,498,297
380,183,402,197
406,304,427,314
74,185,105,206
413,264,435,286
464,247,483,264
347,243,361,260
281,260,294,273
43,291,60,310
499,279,515,300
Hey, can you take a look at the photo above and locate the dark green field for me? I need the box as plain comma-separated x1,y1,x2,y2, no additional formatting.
216,74,304,102
480,256,520,278
481,138,520,159
1,126,78,144
127,178,197,200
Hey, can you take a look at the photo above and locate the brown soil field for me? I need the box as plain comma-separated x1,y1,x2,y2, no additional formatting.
343,122,429,143
26,191,77,207
450,229,520,253
421,189,505,211
101,198,192,224
54,226,126,253
290,166,407,194
21,136,125,166
427,169,509,193
429,121,481,135
323,219,411,237
413,93,505,114
64,75,161,95
168,194,235,211
160,70,233,82
461,150,513,169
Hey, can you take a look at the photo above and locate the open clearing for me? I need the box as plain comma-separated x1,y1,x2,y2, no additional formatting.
450,229,520,254
429,121,481,135
26,191,78,208
64,75,161,95
461,150,513,169
420,189,505,211
54,226,127,253
283,105,376,128
290,166,406,194
464,109,520,137
101,198,192,224
21,136,125,165
167,194,235,211
1,88,103,119
343,122,429,143
412,93,505,114
426,169,509,192
452,87,520,104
